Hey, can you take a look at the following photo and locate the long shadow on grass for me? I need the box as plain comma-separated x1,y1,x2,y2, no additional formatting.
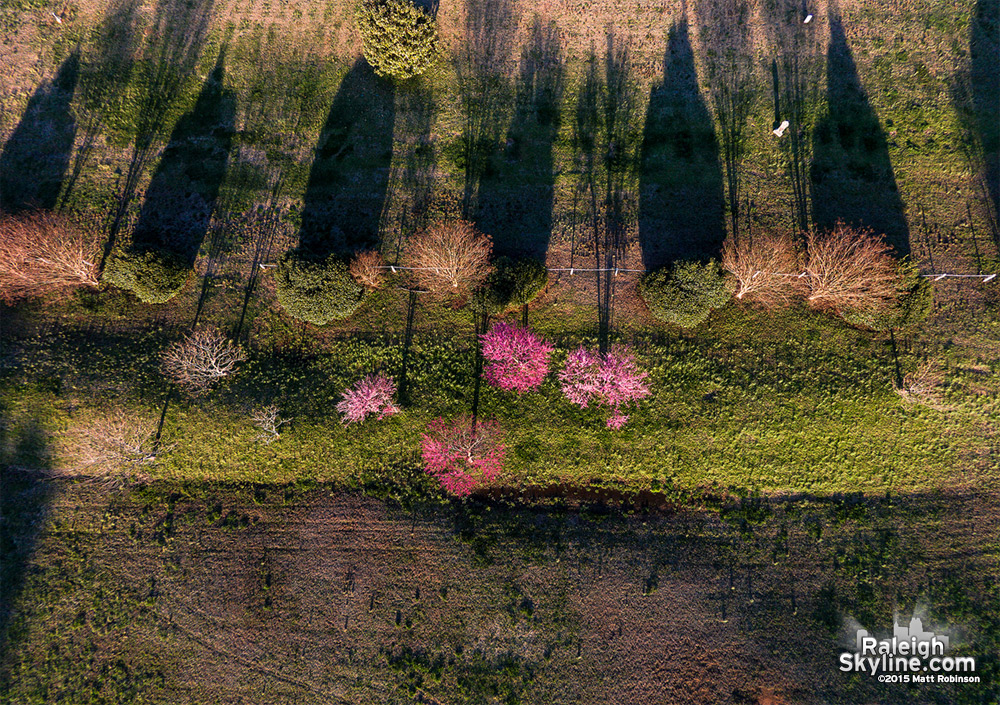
474,16,564,259
298,59,395,258
132,51,235,266
972,0,1000,251
397,290,419,406
953,0,1000,252
456,0,519,225
762,0,823,233
383,79,436,263
61,0,144,209
811,7,910,255
639,16,726,269
693,0,756,241
0,51,79,213
572,33,642,352
0,416,54,679
103,0,215,265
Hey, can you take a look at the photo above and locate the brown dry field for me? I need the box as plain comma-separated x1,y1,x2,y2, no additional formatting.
2,482,998,703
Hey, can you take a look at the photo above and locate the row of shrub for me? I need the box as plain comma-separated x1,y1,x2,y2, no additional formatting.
272,220,549,324
14,212,930,338
638,224,934,332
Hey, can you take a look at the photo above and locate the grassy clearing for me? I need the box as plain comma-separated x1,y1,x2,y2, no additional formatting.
2,291,997,495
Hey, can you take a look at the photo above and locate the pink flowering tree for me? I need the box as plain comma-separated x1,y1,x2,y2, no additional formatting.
421,416,506,496
337,374,401,424
480,322,554,393
558,346,651,429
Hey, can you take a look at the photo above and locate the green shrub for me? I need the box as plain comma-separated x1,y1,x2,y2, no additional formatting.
356,0,439,80
101,247,189,304
275,251,364,324
639,259,734,328
472,256,548,315
840,259,933,331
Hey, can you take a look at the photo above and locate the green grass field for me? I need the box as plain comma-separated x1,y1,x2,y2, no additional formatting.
3,293,998,496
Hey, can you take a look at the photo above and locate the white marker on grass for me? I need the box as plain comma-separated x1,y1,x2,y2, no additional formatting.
773,120,790,137
804,14,813,23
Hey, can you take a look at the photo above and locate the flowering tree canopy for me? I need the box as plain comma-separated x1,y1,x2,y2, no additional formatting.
558,346,651,429
480,322,554,393
337,374,401,424
421,416,506,496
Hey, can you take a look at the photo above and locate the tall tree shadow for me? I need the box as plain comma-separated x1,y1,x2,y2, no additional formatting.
0,415,54,673
693,0,757,241
0,51,79,213
456,0,519,225
763,0,823,233
397,290,419,406
573,32,642,351
62,0,144,208
639,14,726,269
104,0,216,265
132,51,235,266
811,8,910,255
953,0,1000,251
972,0,999,249
475,15,564,260
224,38,330,338
382,79,436,264
298,59,395,258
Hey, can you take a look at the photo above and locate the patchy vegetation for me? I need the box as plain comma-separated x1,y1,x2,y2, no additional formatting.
0,485,997,704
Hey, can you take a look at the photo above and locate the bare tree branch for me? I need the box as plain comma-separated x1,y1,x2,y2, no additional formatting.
349,250,387,291
250,404,289,444
722,231,805,307
63,409,162,484
406,219,492,292
805,223,898,315
163,328,247,395
0,211,99,303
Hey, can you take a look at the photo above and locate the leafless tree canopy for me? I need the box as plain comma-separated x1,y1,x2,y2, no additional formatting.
805,223,898,314
251,404,289,444
722,231,805,307
349,250,386,290
163,327,247,394
407,219,492,292
0,211,100,303
894,360,948,411
66,409,159,481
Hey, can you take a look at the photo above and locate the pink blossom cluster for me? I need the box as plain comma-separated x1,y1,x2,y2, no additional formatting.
421,416,506,497
558,346,651,428
337,374,401,424
480,322,554,393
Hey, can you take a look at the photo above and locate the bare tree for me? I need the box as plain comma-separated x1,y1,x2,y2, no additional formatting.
407,219,492,292
349,249,387,290
251,404,289,444
0,211,99,303
805,223,897,314
894,360,948,411
163,327,247,394
65,409,159,482
722,231,805,307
